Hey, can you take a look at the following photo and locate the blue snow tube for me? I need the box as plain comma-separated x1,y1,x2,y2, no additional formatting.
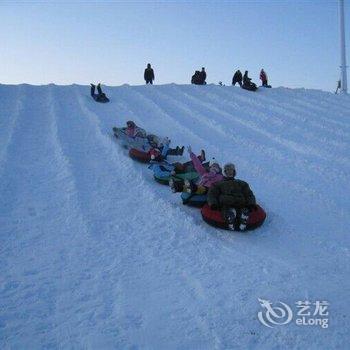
181,192,207,207
152,164,174,184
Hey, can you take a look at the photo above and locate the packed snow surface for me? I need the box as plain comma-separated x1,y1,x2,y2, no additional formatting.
1,83,349,349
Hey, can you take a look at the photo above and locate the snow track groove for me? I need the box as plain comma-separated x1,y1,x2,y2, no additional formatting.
160,85,349,208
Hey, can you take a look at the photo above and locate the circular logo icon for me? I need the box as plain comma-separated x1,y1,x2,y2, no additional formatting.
258,298,293,328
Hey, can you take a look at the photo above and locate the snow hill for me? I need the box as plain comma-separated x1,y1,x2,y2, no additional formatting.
1,83,349,349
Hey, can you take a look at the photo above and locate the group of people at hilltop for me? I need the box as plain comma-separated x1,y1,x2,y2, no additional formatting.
191,68,207,85
232,69,270,91
90,65,271,103
141,64,269,88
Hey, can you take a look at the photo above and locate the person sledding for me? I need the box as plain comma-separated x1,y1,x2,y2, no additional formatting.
90,83,110,103
147,133,184,158
207,163,257,231
242,71,258,91
260,69,271,88
123,120,147,138
114,121,184,156
113,120,147,149
169,146,223,194
149,148,206,185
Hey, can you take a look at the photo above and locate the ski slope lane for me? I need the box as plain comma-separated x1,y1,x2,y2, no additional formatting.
1,84,349,349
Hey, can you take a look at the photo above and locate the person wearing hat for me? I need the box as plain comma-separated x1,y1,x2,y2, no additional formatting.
169,146,223,193
207,163,257,230
124,120,147,138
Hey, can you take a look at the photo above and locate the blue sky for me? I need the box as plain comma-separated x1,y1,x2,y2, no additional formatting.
1,0,349,91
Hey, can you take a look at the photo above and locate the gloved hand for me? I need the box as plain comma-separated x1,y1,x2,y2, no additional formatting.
210,204,219,210
187,145,192,154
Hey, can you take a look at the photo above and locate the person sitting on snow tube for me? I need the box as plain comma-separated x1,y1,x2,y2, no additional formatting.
123,120,147,138
140,137,184,164
114,121,184,156
150,149,206,184
169,146,223,194
90,83,110,103
147,134,184,157
207,163,257,231
152,149,205,174
242,71,258,91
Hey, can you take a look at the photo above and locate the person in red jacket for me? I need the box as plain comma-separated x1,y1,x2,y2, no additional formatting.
260,69,268,87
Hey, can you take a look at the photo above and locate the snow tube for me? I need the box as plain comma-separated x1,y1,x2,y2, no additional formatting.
242,84,258,92
151,164,175,184
201,204,266,231
151,160,210,185
156,171,200,185
129,148,151,163
181,192,207,207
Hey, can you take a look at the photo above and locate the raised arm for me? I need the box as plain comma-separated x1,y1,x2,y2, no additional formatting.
189,151,207,176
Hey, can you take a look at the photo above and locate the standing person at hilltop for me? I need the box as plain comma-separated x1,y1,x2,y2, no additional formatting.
232,70,243,86
260,69,271,88
199,67,207,85
144,63,155,84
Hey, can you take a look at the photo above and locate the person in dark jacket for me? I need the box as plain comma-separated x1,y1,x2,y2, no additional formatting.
144,63,155,84
191,71,201,85
199,67,207,85
90,83,109,103
242,71,258,91
232,70,243,86
243,71,251,86
207,163,257,230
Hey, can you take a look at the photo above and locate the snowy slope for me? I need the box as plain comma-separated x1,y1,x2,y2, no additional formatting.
1,83,349,349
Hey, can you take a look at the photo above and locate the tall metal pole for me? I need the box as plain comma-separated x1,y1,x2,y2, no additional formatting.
339,0,348,93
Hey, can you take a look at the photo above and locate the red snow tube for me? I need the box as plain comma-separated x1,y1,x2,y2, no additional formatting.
201,204,266,231
129,148,151,163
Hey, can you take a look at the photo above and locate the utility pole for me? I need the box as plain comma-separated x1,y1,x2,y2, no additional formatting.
339,0,348,93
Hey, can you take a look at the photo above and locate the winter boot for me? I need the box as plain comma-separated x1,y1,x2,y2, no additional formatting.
238,208,250,231
224,208,237,231
169,178,183,193
177,146,184,156
97,83,102,95
90,84,96,97
183,179,195,194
